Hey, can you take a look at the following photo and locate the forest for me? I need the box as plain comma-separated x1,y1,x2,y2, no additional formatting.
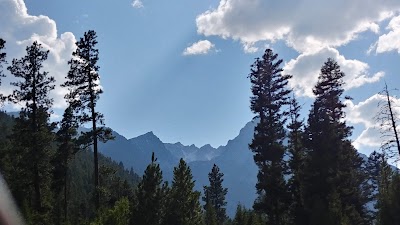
0,30,399,225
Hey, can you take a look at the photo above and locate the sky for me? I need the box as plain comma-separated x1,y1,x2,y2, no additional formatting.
0,0,400,157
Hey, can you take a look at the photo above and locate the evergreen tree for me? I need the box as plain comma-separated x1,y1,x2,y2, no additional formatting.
132,153,165,225
375,153,394,225
247,210,263,225
303,58,369,225
286,96,306,225
7,41,56,224
233,204,248,225
52,106,79,224
248,48,292,225
91,197,131,225
203,164,228,224
164,158,203,225
0,38,6,104
62,30,113,209
203,194,218,225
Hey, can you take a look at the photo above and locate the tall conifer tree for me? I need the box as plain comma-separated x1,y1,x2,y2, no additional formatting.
203,164,228,224
248,49,292,225
204,194,218,225
0,38,6,104
8,41,56,224
303,58,369,225
286,96,306,225
63,30,113,209
132,154,165,225
164,159,203,225
53,106,79,224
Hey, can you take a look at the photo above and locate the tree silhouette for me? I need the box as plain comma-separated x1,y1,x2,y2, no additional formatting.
8,41,56,224
248,48,292,225
203,164,228,224
63,30,113,210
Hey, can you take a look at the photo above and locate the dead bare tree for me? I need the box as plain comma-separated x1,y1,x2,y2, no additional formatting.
375,82,400,160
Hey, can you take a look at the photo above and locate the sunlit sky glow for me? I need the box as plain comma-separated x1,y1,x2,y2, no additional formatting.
1,0,400,158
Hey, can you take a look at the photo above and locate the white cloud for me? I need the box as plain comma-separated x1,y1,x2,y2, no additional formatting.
374,15,400,54
183,40,216,56
196,0,400,53
284,47,384,97
131,0,144,9
345,94,400,150
0,0,77,109
242,42,258,53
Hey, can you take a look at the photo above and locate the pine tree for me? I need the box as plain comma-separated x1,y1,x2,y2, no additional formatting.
0,38,7,104
164,158,203,225
52,106,79,224
62,30,113,209
131,153,165,225
375,153,394,225
7,41,56,224
286,96,306,225
233,204,248,225
203,164,228,224
248,48,292,225
0,39,8,176
303,58,369,225
204,194,218,225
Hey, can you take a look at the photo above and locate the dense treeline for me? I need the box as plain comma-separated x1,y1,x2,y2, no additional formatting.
0,30,399,225
248,49,400,225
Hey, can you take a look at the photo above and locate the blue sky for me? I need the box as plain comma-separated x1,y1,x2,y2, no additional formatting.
1,0,400,158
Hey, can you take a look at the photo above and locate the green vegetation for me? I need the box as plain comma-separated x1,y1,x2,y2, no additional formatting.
0,34,398,225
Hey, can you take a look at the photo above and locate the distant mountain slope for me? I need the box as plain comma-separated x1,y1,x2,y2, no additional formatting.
98,131,178,181
188,121,258,216
98,121,257,216
97,120,373,217
164,142,222,162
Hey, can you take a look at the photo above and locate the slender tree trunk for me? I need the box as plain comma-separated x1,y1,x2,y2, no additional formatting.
88,77,99,210
93,113,99,210
32,68,42,211
384,83,400,155
64,158,68,222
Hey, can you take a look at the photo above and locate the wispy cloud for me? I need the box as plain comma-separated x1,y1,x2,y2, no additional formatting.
183,40,216,56
131,0,144,8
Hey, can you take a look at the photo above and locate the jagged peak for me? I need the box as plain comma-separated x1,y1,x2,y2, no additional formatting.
132,131,161,142
200,144,216,150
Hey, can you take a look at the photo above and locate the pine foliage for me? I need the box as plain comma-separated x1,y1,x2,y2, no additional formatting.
7,41,56,224
63,30,113,209
203,164,228,224
303,58,370,225
248,48,292,225
164,158,203,225
0,38,6,104
132,154,165,225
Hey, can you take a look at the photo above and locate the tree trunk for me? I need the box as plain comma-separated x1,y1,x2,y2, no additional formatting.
384,83,400,155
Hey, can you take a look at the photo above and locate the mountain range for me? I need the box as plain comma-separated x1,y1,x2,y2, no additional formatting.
98,121,258,216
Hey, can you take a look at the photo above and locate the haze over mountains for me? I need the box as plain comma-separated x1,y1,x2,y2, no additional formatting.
98,121,258,216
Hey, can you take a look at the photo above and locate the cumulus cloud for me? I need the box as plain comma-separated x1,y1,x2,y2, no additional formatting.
0,0,77,109
131,0,144,9
374,15,400,54
196,0,400,52
284,47,384,97
345,94,400,150
183,40,216,56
